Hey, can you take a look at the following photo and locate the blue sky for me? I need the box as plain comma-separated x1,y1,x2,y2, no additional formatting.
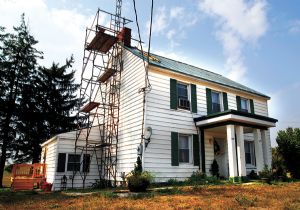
1,0,300,146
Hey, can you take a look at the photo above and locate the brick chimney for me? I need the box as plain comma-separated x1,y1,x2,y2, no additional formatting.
117,27,131,47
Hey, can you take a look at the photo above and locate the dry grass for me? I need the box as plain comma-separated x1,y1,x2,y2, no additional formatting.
0,182,300,210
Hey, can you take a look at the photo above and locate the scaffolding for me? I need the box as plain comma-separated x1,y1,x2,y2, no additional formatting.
73,1,132,188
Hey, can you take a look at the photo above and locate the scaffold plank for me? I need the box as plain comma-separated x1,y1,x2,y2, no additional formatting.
80,102,100,113
97,68,116,82
86,28,117,53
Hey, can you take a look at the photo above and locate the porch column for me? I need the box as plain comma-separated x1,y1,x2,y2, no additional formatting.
261,129,271,169
226,124,238,179
236,126,246,177
253,129,264,172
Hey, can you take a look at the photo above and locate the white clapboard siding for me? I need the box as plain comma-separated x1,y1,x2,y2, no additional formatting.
42,139,57,186
228,93,237,110
254,99,269,116
144,71,201,182
116,49,145,180
53,135,101,191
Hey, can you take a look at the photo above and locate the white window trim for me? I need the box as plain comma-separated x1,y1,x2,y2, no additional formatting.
244,140,256,167
240,97,250,113
211,90,224,112
178,134,193,164
177,81,191,112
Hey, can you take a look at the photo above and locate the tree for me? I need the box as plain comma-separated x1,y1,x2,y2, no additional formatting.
276,127,300,179
0,14,42,187
15,57,80,163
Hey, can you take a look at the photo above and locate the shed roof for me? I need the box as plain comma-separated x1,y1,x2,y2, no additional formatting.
125,46,270,99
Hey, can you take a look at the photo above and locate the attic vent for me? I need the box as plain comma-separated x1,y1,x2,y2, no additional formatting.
140,51,161,63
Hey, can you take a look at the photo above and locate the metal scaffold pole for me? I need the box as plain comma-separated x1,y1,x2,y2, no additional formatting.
73,1,132,189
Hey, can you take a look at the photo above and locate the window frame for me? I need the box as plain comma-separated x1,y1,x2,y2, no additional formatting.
240,97,250,113
178,134,193,164
67,154,81,172
177,82,191,111
244,140,256,166
211,90,223,113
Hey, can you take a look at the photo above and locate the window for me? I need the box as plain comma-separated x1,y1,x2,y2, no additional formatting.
57,153,66,172
211,91,221,113
177,83,190,110
179,135,191,163
82,154,91,173
240,98,249,113
67,154,81,171
244,141,256,165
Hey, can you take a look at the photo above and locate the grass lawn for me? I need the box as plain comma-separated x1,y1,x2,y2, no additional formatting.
0,182,300,210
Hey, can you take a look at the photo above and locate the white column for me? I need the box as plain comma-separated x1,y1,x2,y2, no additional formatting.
261,129,271,169
227,124,238,178
236,126,246,177
253,129,264,172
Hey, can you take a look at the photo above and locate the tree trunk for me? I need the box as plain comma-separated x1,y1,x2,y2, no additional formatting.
0,112,13,188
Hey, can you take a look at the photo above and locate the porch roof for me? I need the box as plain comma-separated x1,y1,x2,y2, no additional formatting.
194,110,278,129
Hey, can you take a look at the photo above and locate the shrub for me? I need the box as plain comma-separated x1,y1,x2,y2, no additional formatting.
187,171,220,185
126,157,154,192
276,127,300,179
4,164,13,173
259,165,272,179
248,170,259,180
127,171,154,192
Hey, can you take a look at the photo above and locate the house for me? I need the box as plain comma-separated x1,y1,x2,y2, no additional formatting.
41,43,277,190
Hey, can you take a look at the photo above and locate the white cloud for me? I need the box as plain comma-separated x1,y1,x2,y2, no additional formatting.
289,20,300,34
170,7,185,19
198,0,268,81
0,0,97,82
151,7,168,35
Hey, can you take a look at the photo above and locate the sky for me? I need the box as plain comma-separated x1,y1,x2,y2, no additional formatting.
0,0,300,146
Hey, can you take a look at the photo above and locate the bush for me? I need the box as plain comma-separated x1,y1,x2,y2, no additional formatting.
187,171,220,185
248,170,259,180
127,171,153,192
276,127,300,179
259,165,272,184
4,164,13,173
126,156,154,192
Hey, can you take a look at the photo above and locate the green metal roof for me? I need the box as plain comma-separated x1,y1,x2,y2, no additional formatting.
125,46,270,99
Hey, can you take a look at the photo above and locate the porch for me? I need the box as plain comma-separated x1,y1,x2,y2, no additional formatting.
194,109,277,180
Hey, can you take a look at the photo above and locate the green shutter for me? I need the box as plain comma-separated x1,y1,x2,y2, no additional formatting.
170,79,178,109
206,88,212,115
236,96,241,111
191,84,197,113
223,92,228,111
250,99,255,114
193,134,200,166
171,132,179,166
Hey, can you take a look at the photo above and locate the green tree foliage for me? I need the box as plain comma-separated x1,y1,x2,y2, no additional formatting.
276,127,300,179
0,14,81,187
0,14,43,187
15,57,80,163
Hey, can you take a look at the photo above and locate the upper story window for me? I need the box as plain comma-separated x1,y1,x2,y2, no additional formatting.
237,96,254,114
177,83,190,110
211,91,222,113
179,134,192,163
240,98,249,113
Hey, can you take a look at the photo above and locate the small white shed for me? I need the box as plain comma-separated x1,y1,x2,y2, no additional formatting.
41,129,101,191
